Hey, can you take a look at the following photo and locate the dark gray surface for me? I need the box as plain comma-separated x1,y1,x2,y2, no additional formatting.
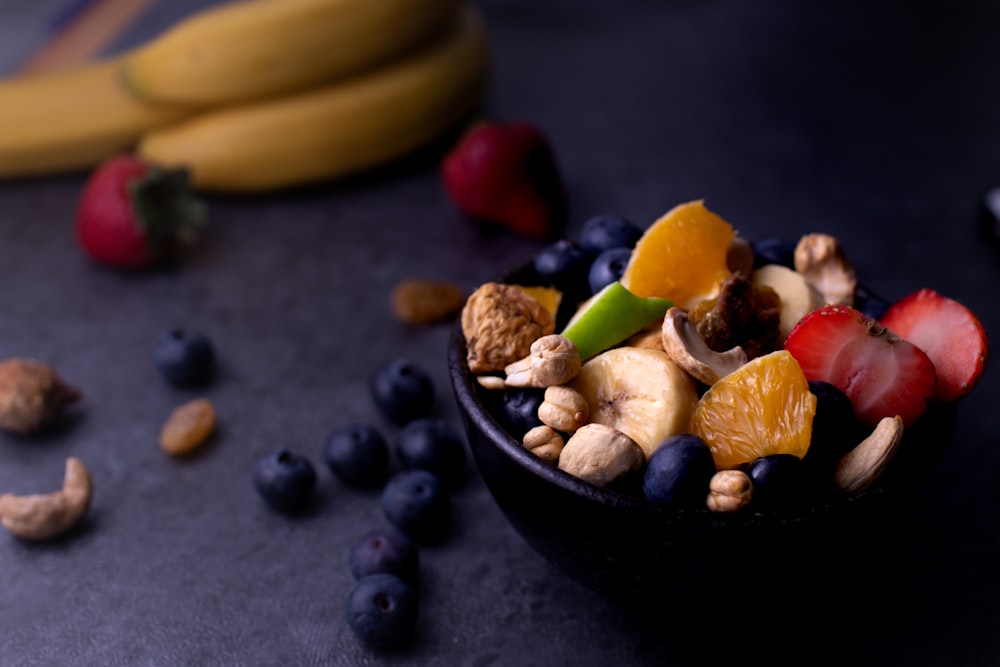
1,1,999,665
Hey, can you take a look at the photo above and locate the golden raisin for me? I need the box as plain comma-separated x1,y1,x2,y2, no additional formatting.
392,279,466,325
160,398,216,455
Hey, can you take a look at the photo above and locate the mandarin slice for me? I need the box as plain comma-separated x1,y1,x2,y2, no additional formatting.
621,200,735,309
516,285,562,318
690,350,816,470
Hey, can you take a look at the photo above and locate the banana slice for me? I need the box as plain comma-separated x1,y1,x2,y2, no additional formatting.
751,264,825,341
567,347,698,459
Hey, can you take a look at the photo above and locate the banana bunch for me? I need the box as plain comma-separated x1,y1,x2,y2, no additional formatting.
0,0,490,191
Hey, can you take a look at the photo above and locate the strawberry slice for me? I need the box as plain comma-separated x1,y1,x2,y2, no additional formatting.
880,288,988,402
784,304,936,428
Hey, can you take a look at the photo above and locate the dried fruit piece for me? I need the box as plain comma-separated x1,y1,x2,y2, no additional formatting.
687,272,782,359
620,200,735,309
461,282,555,373
160,397,216,455
391,279,466,325
0,358,82,435
690,350,817,470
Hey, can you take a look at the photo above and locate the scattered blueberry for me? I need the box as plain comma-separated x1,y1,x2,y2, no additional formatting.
500,387,545,438
323,423,389,488
746,454,807,510
153,328,215,387
577,214,643,255
345,573,419,650
751,238,796,269
642,434,716,508
348,529,419,583
381,469,450,542
370,358,434,425
252,449,317,513
533,239,592,296
395,418,465,485
587,246,632,294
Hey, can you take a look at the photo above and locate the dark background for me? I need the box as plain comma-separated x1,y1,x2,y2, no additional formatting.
1,1,999,665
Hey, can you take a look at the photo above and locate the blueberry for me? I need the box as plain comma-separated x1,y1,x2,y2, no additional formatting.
381,469,450,542
153,328,215,387
578,214,643,255
252,449,316,513
854,285,890,320
533,239,592,295
323,423,389,488
345,573,418,650
805,380,864,473
751,238,796,269
395,418,465,485
642,434,716,508
370,358,434,425
746,454,807,510
587,246,632,294
348,529,419,583
500,387,545,437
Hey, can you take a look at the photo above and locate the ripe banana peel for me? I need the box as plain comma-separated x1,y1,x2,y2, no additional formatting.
0,60,194,179
138,6,490,192
122,0,463,106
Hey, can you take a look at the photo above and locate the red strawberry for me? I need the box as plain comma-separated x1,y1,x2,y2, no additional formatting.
784,304,937,428
880,288,988,402
75,154,206,269
441,120,568,240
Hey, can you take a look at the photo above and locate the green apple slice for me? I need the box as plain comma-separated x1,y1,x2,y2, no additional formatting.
561,282,672,360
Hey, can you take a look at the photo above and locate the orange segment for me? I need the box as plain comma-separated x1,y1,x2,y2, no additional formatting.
690,350,816,469
515,285,562,318
621,200,735,309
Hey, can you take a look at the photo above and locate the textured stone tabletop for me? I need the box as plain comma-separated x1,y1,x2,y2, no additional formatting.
1,1,999,665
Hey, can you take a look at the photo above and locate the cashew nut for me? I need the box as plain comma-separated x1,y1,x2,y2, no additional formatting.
834,415,904,493
558,423,645,487
523,425,564,462
537,385,590,433
707,469,753,512
0,457,92,540
661,307,747,385
504,334,581,388
793,233,858,306
476,375,507,391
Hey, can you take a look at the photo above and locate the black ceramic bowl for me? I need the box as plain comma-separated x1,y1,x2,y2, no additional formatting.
448,258,957,604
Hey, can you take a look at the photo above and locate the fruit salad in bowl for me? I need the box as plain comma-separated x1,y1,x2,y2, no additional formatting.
448,200,987,601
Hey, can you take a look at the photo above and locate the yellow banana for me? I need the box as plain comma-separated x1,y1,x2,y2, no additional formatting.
121,0,463,106
138,6,490,193
0,60,195,179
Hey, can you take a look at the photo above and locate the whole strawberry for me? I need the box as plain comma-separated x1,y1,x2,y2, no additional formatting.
441,120,568,240
75,154,206,269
